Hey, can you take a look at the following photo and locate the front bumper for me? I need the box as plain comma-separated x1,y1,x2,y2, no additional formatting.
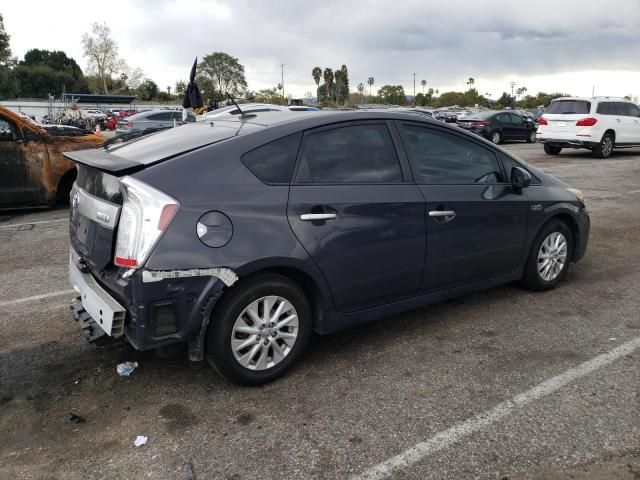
573,205,590,262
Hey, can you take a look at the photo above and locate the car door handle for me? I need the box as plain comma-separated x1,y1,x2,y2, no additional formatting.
428,210,456,217
300,213,337,221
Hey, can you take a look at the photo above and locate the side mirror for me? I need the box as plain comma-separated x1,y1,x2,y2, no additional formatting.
511,166,531,190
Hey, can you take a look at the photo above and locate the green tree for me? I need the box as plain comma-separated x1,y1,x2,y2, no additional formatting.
0,14,18,99
13,49,88,96
377,85,406,105
312,66,322,101
467,77,475,88
197,52,248,98
496,91,515,109
254,87,286,105
0,14,11,65
321,68,334,104
82,22,124,93
135,78,159,100
338,64,349,103
367,76,374,97
174,80,187,98
421,79,426,93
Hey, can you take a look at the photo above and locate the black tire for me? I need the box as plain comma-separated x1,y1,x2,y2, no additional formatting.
526,130,537,143
592,132,614,159
205,273,312,386
521,219,574,291
490,130,502,145
56,170,77,204
543,144,562,155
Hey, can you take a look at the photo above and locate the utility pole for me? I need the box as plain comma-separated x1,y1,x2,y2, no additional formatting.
281,64,285,102
412,73,417,98
510,81,516,109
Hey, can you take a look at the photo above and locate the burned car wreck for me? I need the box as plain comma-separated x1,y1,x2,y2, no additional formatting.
0,107,103,209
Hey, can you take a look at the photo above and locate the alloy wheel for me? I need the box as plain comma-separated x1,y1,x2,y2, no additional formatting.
492,131,501,144
601,136,613,157
231,296,299,371
537,232,568,282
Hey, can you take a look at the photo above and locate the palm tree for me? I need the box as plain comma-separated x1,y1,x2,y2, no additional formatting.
435,89,439,96
421,79,426,94
312,67,322,102
467,77,475,89
367,77,374,97
334,70,343,105
323,68,334,104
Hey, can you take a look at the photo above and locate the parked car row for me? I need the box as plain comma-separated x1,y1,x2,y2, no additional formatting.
196,103,320,121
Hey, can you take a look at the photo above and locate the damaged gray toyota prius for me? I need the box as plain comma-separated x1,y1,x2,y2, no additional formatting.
67,111,590,385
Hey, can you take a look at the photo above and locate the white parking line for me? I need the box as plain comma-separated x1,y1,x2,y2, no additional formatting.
353,336,640,480
0,289,75,308
0,218,68,229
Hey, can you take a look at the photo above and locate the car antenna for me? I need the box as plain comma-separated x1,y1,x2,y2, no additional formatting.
226,93,256,119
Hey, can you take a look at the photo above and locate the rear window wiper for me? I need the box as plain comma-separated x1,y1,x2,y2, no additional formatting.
102,126,171,148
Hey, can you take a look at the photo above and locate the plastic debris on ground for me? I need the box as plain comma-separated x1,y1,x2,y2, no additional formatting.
117,361,139,376
134,435,148,447
68,413,86,423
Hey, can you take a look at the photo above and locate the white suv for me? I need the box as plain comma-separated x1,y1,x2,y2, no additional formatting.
537,97,640,158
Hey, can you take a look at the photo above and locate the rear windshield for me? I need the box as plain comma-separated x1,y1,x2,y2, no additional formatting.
465,111,493,120
546,100,591,115
105,122,248,165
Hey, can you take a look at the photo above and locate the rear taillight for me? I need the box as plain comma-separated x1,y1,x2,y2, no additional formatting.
473,121,490,127
114,177,179,269
538,117,548,125
576,117,597,127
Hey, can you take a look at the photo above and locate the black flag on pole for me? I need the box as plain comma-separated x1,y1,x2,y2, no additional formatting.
182,57,203,119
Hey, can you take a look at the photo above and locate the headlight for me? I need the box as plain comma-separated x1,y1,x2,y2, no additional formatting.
566,188,585,203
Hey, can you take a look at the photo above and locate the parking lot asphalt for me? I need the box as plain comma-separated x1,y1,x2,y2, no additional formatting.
1,143,639,480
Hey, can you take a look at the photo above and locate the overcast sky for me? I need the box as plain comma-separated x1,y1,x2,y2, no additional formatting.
4,0,640,99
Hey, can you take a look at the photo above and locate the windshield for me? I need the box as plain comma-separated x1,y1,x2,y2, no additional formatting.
546,100,591,115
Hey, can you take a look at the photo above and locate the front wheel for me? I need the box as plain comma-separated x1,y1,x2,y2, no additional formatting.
206,273,311,385
521,220,574,291
543,144,562,155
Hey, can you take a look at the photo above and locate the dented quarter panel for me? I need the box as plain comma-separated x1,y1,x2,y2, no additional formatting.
0,107,103,209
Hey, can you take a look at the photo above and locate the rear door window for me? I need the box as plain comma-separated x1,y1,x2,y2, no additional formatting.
241,133,302,184
296,123,402,183
399,124,504,184
148,112,172,121
546,100,591,114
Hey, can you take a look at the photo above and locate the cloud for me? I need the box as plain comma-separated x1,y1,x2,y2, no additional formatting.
3,0,640,96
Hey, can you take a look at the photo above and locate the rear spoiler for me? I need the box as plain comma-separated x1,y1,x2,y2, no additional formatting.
64,148,144,175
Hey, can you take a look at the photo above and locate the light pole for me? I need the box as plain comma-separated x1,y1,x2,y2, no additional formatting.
281,64,285,101
412,73,417,98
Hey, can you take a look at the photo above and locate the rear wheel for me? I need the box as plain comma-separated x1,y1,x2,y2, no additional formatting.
526,130,537,143
206,273,311,385
543,144,562,155
490,130,502,144
521,220,574,291
592,132,614,158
